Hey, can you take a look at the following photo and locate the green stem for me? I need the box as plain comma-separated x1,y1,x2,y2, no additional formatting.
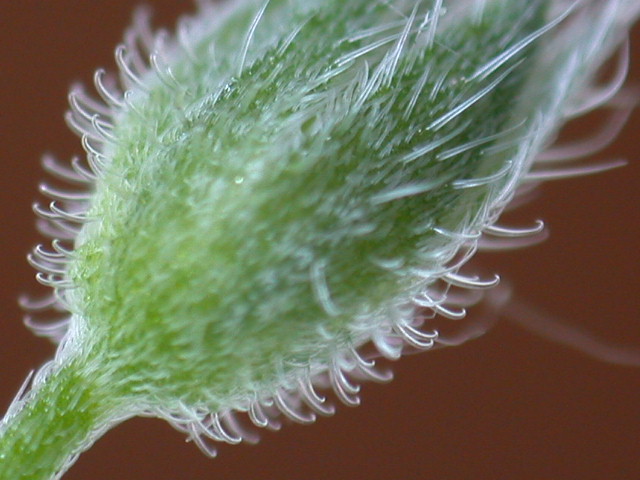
0,361,121,480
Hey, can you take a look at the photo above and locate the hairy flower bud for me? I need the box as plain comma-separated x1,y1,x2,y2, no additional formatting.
1,1,639,478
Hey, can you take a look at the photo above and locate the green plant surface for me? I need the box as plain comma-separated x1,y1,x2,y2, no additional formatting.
1,1,639,479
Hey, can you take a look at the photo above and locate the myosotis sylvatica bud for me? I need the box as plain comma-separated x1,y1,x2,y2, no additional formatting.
1,0,639,478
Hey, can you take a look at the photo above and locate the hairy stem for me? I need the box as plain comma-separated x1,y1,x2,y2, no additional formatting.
0,361,121,480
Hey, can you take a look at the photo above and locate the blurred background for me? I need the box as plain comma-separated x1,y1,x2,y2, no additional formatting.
0,3,638,479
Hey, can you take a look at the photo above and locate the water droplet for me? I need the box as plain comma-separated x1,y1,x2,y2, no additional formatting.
234,176,244,184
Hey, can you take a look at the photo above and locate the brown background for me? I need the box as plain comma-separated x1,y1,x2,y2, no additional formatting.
0,3,638,480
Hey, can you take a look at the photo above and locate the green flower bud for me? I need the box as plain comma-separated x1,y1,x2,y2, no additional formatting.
1,1,638,478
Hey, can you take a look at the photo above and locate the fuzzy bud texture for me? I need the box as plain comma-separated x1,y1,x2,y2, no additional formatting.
1,0,639,478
